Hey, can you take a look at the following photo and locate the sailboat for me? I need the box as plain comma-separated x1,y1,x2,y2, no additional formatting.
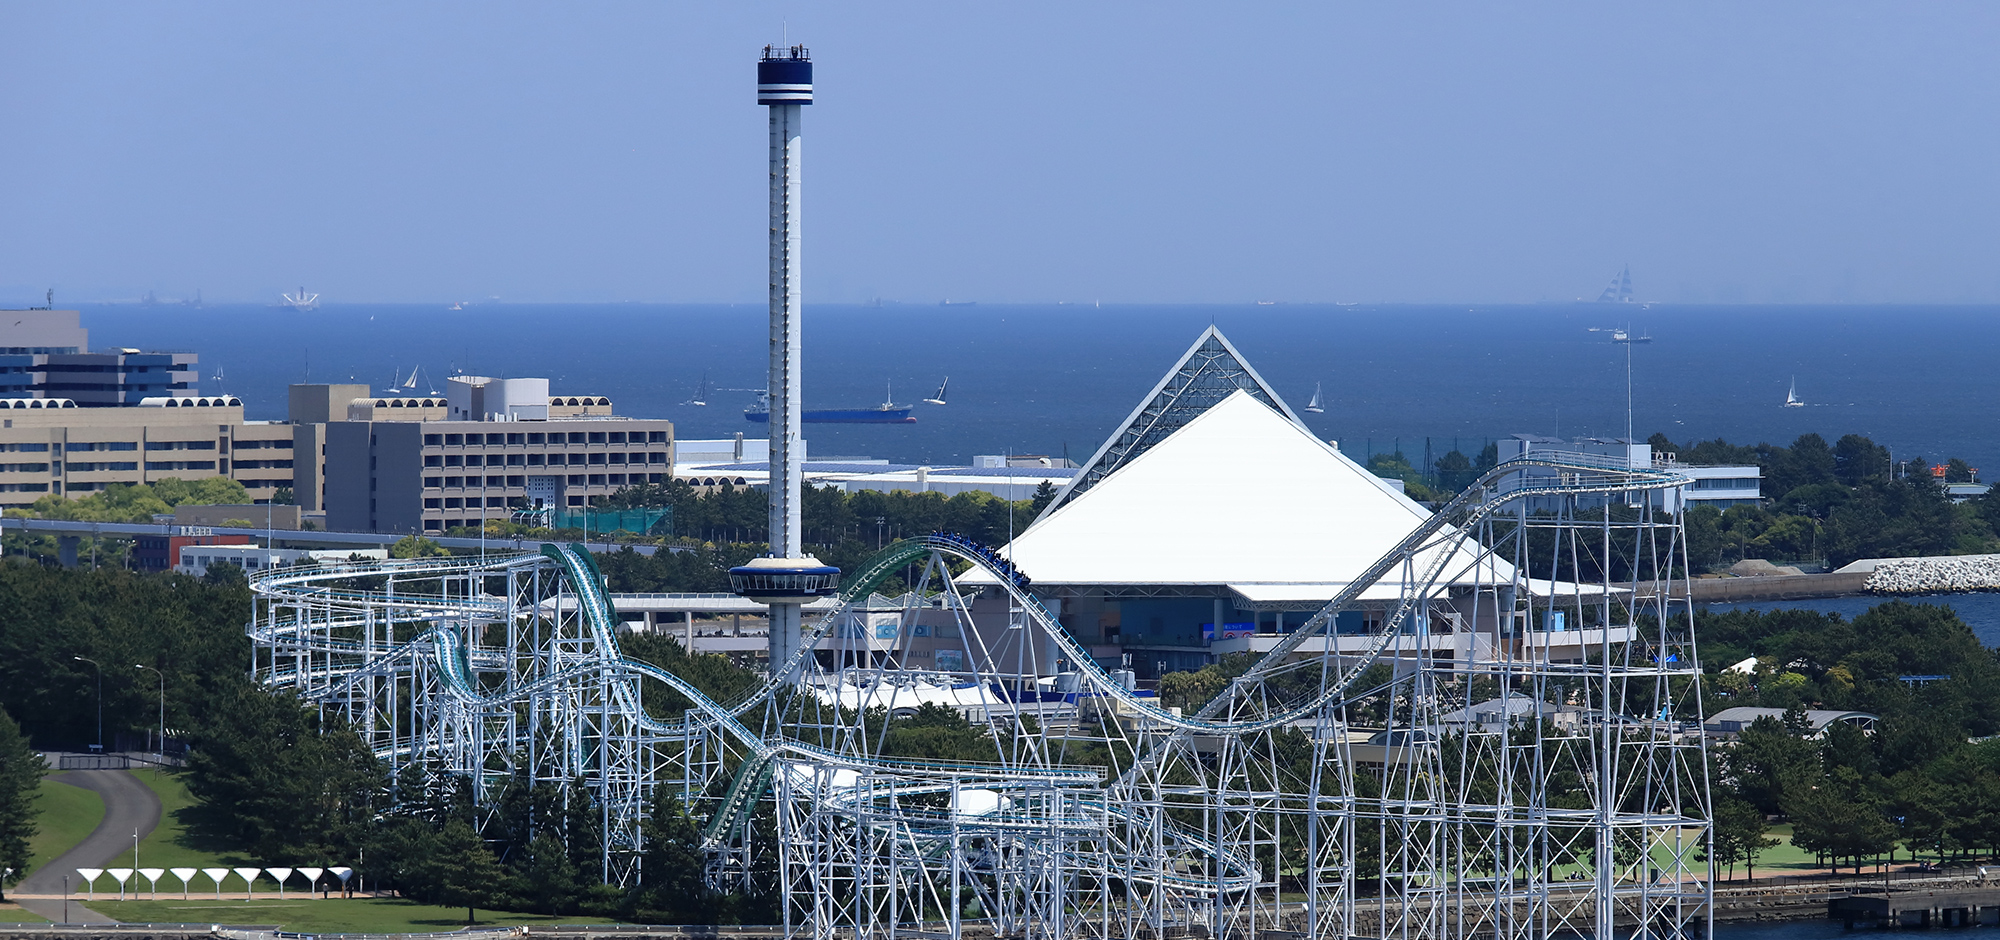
1596,266,1634,304
1784,377,1805,408
923,377,949,406
684,372,710,407
1304,383,1324,414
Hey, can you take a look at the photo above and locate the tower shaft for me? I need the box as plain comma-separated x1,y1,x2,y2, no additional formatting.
756,46,816,681
768,101,803,561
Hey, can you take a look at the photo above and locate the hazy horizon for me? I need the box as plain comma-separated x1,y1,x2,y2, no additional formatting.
3,3,1996,306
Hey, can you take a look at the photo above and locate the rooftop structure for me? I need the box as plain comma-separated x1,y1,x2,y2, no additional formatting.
1043,327,1299,517
1502,433,1761,511
1706,705,1878,738
959,327,1630,677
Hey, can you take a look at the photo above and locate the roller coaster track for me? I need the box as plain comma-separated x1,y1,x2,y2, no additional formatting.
249,452,1700,927
255,451,1684,769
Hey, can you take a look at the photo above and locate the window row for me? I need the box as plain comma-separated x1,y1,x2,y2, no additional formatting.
423,451,665,468
145,440,216,451
66,441,139,452
424,472,666,490
145,460,216,471
0,463,49,473
425,496,513,509
423,430,668,446
67,462,139,472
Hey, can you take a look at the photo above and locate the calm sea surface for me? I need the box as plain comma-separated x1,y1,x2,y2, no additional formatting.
1716,920,1846,940
73,302,2000,470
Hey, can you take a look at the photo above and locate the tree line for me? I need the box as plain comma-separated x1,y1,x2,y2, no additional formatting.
1661,432,2000,569
1704,602,2000,875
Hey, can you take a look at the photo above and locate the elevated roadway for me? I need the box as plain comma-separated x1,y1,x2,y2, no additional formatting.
0,517,664,567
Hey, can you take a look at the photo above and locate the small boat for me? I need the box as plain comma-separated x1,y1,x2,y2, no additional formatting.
685,372,710,407
1610,328,1652,344
1784,377,1805,408
923,377,948,406
1304,383,1324,414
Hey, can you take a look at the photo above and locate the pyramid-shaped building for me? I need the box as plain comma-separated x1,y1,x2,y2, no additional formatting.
963,327,1537,677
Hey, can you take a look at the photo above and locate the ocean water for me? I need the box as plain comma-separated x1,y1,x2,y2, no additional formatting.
1716,920,1844,940
70,302,2000,470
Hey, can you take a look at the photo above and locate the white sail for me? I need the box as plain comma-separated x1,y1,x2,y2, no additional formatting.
1304,382,1323,413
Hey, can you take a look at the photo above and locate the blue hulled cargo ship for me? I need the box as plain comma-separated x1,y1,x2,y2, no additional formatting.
743,385,916,424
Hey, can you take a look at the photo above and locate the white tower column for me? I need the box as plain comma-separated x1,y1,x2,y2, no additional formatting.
767,99,804,676
742,44,825,684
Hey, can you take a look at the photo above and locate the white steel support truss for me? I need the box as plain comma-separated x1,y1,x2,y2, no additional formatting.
248,454,1712,938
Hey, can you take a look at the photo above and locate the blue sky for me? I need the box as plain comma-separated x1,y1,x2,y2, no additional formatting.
1,3,1995,305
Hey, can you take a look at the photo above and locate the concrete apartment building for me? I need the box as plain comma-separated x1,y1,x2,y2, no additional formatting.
0,308,199,404
315,375,673,534
0,310,294,510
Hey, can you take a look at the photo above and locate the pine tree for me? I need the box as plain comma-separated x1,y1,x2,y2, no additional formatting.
0,707,41,899
432,819,503,925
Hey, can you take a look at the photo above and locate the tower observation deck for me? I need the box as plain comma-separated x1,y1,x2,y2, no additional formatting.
731,44,836,680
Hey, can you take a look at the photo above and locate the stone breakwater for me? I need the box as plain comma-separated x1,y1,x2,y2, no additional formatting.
1866,554,2000,594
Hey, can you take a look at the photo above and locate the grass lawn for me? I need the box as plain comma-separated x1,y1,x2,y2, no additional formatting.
27,772,105,875
128,768,251,875
0,902,51,924
86,897,620,932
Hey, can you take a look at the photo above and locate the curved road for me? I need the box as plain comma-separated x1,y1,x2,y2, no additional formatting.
13,765,163,924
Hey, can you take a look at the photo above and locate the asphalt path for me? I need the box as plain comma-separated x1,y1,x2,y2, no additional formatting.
12,766,163,924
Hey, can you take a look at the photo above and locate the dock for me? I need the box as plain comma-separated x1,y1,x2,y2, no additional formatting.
1829,882,2000,928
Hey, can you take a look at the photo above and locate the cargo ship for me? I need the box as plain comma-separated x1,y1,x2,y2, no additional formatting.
743,384,916,424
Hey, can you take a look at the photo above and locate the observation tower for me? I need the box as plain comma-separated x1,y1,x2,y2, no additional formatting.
731,44,838,680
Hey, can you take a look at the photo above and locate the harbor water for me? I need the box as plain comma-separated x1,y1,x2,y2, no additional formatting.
71,302,2000,471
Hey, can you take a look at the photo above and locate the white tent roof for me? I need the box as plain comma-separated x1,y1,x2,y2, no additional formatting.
968,390,1497,593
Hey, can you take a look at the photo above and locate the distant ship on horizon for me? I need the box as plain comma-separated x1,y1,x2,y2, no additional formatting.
281,287,320,311
1596,266,1635,304
744,382,916,424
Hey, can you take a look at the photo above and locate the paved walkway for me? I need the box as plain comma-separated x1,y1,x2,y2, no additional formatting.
12,767,163,924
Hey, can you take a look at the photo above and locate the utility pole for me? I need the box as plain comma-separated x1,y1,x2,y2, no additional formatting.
73,656,102,751
135,663,165,768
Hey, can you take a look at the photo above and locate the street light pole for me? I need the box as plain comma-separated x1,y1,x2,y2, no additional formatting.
72,656,102,752
134,664,164,768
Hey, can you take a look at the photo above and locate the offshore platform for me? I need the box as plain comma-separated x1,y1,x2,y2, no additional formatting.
245,46,1714,940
